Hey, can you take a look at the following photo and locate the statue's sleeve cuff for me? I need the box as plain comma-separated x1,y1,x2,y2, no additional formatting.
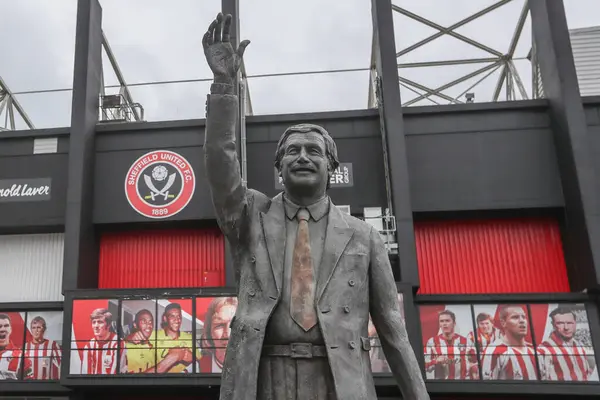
210,82,235,95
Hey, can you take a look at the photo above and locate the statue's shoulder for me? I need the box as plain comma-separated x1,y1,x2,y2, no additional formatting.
337,208,373,235
355,218,375,236
247,188,271,212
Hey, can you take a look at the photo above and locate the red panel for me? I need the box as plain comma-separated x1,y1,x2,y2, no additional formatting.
415,217,570,294
98,228,225,289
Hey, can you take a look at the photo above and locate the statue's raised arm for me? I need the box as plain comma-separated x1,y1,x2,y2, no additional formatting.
202,13,251,243
202,13,250,86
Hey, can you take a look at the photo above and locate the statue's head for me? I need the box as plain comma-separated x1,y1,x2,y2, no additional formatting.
274,123,339,199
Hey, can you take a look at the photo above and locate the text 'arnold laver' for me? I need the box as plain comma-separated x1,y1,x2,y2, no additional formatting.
0,184,50,198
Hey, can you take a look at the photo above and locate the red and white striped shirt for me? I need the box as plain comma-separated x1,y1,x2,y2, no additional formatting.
0,345,33,380
25,339,61,380
467,327,501,350
425,333,471,380
81,333,127,375
537,332,592,381
481,342,538,380
467,327,501,364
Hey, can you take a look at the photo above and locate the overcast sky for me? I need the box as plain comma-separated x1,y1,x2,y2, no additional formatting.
1,0,599,129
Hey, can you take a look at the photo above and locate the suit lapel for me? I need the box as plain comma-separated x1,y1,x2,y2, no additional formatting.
316,202,355,301
260,193,285,294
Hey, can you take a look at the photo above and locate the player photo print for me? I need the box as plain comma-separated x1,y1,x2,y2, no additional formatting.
475,304,538,381
121,300,157,374
23,311,63,380
368,293,404,374
196,296,238,373
530,303,598,382
0,312,29,380
420,304,475,380
70,299,125,375
155,298,200,374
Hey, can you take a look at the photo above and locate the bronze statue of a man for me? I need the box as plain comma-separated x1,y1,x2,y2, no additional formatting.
203,12,429,400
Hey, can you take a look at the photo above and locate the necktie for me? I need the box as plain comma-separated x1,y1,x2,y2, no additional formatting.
290,208,317,331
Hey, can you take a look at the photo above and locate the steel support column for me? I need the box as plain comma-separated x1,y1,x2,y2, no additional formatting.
371,0,420,289
221,0,241,288
531,0,600,291
62,0,103,292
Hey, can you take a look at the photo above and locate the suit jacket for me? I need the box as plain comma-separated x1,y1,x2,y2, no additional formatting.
204,92,429,400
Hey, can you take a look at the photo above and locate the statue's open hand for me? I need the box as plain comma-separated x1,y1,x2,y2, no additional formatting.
203,13,250,84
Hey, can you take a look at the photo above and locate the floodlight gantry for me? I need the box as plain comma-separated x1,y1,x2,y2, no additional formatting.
369,0,536,107
0,75,35,131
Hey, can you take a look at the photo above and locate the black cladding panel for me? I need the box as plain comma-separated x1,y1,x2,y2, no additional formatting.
87,102,571,224
583,99,600,204
0,136,69,229
404,103,564,212
93,123,216,224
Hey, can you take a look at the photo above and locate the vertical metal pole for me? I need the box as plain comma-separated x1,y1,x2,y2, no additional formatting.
62,0,103,291
240,78,248,184
222,0,242,289
531,0,600,291
371,0,420,289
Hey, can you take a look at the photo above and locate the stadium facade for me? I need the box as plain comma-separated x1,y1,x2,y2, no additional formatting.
0,0,599,399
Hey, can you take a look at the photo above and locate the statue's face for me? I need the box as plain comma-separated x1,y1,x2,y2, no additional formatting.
280,132,329,194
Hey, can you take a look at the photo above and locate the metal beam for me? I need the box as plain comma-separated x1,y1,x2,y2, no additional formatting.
403,60,503,106
368,28,378,109
62,0,103,297
0,75,35,129
452,63,503,102
493,63,508,101
240,61,253,116
393,2,508,58
372,0,421,291
531,0,600,291
101,30,140,121
492,0,530,100
399,77,462,105
398,57,499,68
508,60,529,99
222,0,242,288
508,0,530,57
399,82,441,105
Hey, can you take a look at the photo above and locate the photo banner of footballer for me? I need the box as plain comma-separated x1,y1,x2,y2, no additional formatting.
0,312,29,380
121,299,157,374
0,311,63,381
71,298,201,375
420,304,476,380
151,298,200,374
473,304,537,381
70,299,124,375
24,311,62,380
196,296,237,373
529,303,598,382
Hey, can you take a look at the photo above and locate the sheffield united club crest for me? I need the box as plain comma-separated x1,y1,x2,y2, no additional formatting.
125,150,195,219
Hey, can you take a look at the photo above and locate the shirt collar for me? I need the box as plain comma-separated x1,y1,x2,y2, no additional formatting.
284,195,330,222
438,333,460,342
550,331,572,346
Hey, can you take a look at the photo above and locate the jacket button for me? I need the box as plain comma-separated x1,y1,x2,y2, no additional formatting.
343,306,350,313
348,341,356,349
348,279,355,287
250,256,256,263
249,289,256,297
